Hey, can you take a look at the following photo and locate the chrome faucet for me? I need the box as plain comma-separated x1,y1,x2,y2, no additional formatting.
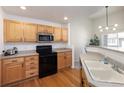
101,56,108,64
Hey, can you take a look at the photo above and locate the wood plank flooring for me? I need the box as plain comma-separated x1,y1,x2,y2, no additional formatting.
12,68,82,87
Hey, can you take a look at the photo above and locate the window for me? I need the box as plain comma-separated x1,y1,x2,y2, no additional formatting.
103,32,124,50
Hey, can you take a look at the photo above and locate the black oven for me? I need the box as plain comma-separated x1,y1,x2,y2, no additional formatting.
37,33,54,42
36,45,57,78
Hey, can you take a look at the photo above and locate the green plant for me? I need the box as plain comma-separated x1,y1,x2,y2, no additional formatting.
89,34,100,46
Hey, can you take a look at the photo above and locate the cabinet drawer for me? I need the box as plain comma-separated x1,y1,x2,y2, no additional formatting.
26,64,38,71
65,51,72,56
3,58,24,64
25,56,38,62
26,70,38,78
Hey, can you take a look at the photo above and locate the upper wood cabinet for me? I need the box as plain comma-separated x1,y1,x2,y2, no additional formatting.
4,19,68,42
38,24,46,33
53,27,62,42
23,23,37,42
38,25,53,34
46,25,54,34
2,58,25,85
61,28,68,42
4,19,23,42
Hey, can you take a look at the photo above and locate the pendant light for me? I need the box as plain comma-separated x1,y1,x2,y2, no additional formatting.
98,6,118,32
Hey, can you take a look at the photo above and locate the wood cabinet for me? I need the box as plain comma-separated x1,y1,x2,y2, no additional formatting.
61,28,68,42
1,55,39,86
57,51,72,70
65,52,72,67
80,66,89,87
38,24,46,33
4,19,23,42
53,27,62,42
38,25,53,34
57,53,66,69
4,19,68,42
0,60,1,86
2,58,25,85
23,23,37,42
25,56,38,78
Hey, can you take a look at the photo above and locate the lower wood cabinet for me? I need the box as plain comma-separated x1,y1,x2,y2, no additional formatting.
57,51,72,70
1,55,38,86
80,67,89,87
2,58,25,85
25,56,38,78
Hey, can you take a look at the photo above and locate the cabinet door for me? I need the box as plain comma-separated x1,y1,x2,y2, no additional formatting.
2,58,24,85
46,26,54,34
4,19,23,42
65,52,72,67
38,25,46,33
53,27,62,42
57,53,66,69
23,23,37,42
62,28,68,42
0,60,1,86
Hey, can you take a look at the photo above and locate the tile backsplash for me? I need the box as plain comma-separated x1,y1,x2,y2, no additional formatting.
4,43,69,51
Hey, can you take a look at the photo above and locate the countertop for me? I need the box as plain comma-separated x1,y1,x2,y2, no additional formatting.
0,48,72,60
0,50,38,59
80,52,124,87
53,48,72,53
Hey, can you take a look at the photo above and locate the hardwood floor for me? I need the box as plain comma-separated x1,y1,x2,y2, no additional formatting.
11,68,82,87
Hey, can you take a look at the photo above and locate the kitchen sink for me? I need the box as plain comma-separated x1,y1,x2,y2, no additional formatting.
84,60,124,84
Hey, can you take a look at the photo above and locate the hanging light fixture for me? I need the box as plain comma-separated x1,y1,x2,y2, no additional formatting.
98,6,119,32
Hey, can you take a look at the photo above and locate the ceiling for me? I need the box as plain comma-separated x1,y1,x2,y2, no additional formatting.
90,6,124,19
2,6,102,23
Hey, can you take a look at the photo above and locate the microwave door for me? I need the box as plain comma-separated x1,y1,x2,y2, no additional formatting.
39,35,50,41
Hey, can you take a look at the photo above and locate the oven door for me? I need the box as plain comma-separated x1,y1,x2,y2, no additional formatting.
39,54,57,78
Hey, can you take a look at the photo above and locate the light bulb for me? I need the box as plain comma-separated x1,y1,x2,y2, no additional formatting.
113,28,116,31
100,29,103,32
105,27,109,30
20,6,26,10
64,17,68,20
98,26,102,29
114,24,118,27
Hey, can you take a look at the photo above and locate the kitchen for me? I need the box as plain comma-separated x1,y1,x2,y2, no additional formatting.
1,6,124,87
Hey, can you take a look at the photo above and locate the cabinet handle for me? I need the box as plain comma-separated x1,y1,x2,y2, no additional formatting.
30,73,34,75
30,58,34,60
22,63,24,67
12,60,17,62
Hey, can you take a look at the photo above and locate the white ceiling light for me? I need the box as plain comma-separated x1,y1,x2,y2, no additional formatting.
64,17,68,20
98,6,119,32
113,28,116,31
98,26,102,29
100,29,103,32
114,24,118,27
20,6,26,10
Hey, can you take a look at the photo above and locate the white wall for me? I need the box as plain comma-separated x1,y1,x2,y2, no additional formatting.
92,10,124,45
0,7,4,54
69,16,92,64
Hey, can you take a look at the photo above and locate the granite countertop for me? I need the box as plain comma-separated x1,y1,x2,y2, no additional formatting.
80,52,124,87
0,50,38,59
0,48,72,60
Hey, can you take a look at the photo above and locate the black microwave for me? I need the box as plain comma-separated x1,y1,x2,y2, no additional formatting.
37,33,54,42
